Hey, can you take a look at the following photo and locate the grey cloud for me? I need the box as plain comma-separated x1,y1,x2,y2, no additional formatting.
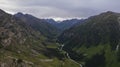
0,0,120,19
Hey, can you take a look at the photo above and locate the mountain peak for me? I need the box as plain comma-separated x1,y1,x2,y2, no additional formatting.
0,9,5,13
0,9,6,16
100,11,118,16
16,12,24,15
15,12,25,18
106,11,115,14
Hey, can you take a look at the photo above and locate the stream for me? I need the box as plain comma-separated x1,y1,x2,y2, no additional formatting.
59,44,83,67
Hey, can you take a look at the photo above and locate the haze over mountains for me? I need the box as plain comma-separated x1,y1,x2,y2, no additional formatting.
0,8,120,67
44,19,84,31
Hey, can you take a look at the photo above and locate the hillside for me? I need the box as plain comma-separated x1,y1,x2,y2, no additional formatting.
14,13,59,39
58,11,120,67
0,9,80,67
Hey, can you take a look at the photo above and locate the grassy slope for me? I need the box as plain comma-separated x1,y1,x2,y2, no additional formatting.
58,11,120,67
0,39,80,67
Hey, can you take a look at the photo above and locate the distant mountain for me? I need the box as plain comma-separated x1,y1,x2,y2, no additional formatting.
44,19,84,31
45,19,58,25
58,11,120,67
14,13,59,39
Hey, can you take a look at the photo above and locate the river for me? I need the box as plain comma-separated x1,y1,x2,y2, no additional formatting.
59,44,83,67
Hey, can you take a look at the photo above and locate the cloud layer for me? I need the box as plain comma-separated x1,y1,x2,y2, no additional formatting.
0,0,120,20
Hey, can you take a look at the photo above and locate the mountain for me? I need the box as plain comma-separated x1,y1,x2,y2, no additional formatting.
57,19,84,31
14,13,59,39
58,11,120,67
0,9,47,67
44,19,84,31
0,9,80,67
45,19,58,25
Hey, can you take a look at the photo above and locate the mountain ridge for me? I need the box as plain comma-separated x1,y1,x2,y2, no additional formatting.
14,12,59,39
44,18,84,31
58,11,120,67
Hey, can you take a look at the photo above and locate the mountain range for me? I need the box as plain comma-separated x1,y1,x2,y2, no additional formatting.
44,18,84,31
14,12,59,39
0,9,80,67
0,9,120,67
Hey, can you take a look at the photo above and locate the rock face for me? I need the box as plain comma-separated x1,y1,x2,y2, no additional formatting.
0,57,33,67
0,9,49,48
0,27,14,47
0,10,31,46
0,9,46,66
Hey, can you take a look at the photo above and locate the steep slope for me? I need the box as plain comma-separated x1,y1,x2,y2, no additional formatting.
57,19,84,31
58,11,120,67
0,9,79,67
0,9,46,67
45,19,84,31
14,13,59,39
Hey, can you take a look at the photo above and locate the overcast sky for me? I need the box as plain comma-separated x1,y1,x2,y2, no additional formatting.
0,0,120,20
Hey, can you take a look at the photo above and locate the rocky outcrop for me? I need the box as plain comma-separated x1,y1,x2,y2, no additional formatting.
0,56,34,67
